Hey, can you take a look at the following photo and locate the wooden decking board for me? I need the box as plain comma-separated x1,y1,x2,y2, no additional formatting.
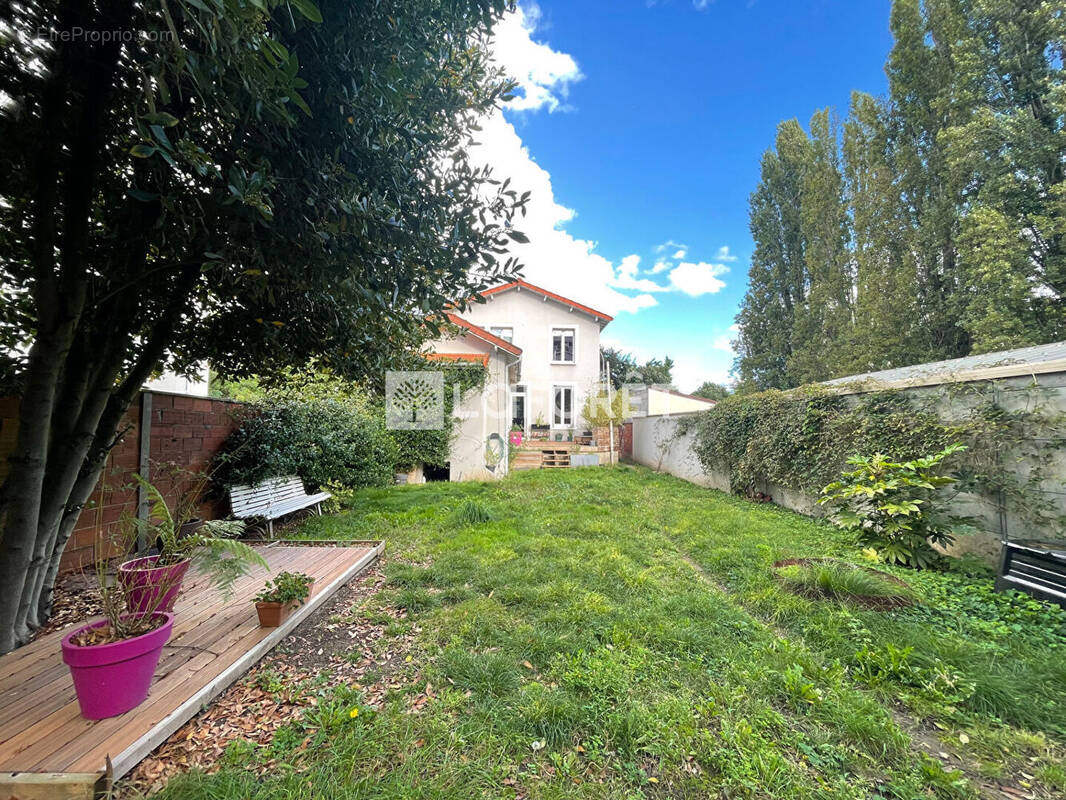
0,542,382,787
12,548,358,772
0,550,316,742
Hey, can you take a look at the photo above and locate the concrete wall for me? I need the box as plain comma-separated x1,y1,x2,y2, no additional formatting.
632,369,1066,561
462,287,606,434
0,390,243,574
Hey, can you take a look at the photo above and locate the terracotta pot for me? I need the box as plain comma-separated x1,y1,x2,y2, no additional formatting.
254,580,314,627
61,612,174,719
118,555,191,614
255,601,294,627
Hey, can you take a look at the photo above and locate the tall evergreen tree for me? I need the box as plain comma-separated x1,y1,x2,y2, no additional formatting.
886,0,973,361
943,0,1065,351
736,0,1063,389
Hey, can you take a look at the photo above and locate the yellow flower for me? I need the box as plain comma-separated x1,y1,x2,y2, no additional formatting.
349,707,360,719
860,548,880,563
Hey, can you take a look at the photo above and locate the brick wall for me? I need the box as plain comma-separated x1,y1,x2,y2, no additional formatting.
0,391,245,574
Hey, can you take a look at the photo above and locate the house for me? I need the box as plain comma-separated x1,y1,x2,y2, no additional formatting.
627,385,716,417
424,279,614,481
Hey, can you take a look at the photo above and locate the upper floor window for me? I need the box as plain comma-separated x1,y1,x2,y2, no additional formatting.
552,327,575,363
489,326,514,343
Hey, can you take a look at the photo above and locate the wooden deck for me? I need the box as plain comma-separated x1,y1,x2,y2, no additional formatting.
0,541,382,797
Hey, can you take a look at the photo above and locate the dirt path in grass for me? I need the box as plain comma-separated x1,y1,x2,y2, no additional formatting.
671,550,1038,800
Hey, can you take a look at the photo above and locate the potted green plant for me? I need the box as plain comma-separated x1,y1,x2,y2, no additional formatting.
531,413,549,439
62,543,178,719
254,571,315,627
119,474,268,613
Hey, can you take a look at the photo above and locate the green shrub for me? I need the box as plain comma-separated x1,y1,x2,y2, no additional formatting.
217,397,396,490
819,444,971,568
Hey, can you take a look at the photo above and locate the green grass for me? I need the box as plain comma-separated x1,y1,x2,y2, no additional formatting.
156,467,1066,799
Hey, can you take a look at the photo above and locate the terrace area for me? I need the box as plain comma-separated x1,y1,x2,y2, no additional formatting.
0,542,381,798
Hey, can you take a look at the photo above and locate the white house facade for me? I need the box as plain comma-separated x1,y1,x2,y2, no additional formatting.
424,280,613,481
463,280,612,436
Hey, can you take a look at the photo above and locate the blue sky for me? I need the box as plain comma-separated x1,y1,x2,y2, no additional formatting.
477,0,894,390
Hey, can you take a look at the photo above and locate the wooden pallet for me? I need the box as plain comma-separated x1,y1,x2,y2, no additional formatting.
541,449,571,468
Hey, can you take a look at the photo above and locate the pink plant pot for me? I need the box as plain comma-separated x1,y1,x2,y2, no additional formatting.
61,612,174,719
118,556,191,614
509,432,523,447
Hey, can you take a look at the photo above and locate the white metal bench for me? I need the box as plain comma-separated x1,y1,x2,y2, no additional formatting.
229,476,331,535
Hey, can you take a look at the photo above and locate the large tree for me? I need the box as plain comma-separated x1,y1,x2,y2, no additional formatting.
735,0,1063,390
734,120,810,391
0,0,525,653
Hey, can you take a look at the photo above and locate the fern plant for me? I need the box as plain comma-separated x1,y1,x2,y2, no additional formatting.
132,473,268,598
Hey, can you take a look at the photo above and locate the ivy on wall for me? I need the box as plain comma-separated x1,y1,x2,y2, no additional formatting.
680,381,1066,538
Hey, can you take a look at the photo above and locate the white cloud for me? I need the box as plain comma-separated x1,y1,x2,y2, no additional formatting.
654,239,687,254
471,8,734,320
714,245,738,262
466,5,663,316
712,335,733,352
668,261,729,297
491,3,583,113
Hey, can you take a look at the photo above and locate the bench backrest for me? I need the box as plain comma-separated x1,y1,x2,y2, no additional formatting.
230,476,309,517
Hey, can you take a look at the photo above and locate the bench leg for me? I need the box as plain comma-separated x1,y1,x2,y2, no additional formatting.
268,518,273,537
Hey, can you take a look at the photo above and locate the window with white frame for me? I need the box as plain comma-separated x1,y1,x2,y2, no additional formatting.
551,327,575,363
552,385,573,427
489,326,514,343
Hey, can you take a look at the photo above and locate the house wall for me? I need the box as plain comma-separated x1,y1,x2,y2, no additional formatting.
423,330,515,482
646,388,715,416
462,289,605,433
0,391,243,574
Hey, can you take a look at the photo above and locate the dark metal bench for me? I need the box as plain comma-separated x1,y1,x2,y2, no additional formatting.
996,541,1066,608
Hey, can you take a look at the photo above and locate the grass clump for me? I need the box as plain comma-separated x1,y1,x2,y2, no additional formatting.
453,498,492,525
775,560,913,605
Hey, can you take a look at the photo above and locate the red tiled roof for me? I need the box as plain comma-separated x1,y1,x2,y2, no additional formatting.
479,279,614,324
424,352,490,367
443,313,522,356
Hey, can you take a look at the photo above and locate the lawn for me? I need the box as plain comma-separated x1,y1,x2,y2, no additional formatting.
156,466,1066,799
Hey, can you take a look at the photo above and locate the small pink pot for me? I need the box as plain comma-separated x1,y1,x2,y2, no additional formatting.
61,612,174,719
118,555,191,614
509,432,523,446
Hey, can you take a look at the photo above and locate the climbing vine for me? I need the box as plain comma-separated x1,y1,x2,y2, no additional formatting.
680,381,1066,538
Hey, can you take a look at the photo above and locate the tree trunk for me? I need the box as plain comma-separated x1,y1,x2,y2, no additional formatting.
0,333,69,651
